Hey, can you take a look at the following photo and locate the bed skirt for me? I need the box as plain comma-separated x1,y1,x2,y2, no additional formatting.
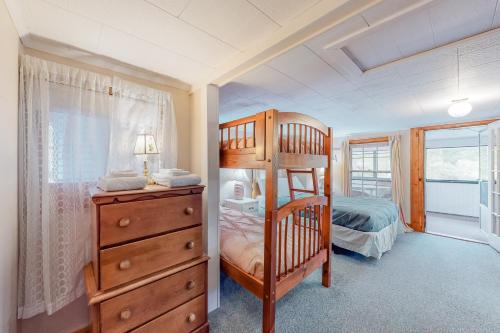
332,219,400,259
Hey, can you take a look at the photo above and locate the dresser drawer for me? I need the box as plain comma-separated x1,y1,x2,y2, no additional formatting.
100,226,203,289
100,263,206,333
131,294,206,333
99,194,202,246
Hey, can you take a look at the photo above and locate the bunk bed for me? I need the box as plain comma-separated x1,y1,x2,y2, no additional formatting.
219,109,332,333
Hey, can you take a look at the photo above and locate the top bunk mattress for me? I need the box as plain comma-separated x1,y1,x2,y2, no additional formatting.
332,196,398,232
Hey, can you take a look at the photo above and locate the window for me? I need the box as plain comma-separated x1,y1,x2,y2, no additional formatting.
351,142,392,198
48,111,110,183
425,146,483,181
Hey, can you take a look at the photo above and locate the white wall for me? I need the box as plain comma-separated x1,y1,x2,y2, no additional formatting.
0,1,19,332
190,85,220,312
333,130,411,223
425,182,479,217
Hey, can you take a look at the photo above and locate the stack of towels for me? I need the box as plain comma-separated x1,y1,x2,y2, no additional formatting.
97,170,147,192
153,168,201,188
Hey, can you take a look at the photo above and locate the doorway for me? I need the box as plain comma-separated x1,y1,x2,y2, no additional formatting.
423,126,487,243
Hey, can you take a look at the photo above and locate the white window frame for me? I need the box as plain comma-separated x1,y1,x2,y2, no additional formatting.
350,142,392,198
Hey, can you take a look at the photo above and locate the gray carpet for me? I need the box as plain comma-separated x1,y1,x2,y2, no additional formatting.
209,233,500,333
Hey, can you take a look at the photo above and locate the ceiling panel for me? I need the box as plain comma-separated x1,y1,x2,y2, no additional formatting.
247,0,320,25
427,0,497,46
144,0,190,17
98,26,213,84
68,0,237,67
221,0,500,137
180,0,280,50
266,46,350,97
25,0,102,53
361,0,417,25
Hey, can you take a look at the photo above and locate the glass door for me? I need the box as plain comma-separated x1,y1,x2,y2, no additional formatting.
488,121,500,252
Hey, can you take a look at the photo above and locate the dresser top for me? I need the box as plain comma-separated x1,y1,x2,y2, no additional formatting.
91,184,205,203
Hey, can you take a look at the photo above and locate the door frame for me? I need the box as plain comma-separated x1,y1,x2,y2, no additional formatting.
410,119,498,232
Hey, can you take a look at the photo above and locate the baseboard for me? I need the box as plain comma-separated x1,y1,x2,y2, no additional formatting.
72,324,91,333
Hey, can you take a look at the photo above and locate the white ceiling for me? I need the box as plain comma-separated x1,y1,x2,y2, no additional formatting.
5,0,324,85
220,0,500,136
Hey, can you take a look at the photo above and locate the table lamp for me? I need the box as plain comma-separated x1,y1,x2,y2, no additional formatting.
134,134,159,185
233,169,249,200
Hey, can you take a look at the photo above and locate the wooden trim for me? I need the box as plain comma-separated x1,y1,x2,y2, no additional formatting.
220,257,263,298
410,118,498,232
349,136,389,145
417,119,496,131
410,128,425,232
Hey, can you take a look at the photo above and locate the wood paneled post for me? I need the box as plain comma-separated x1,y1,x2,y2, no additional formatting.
263,109,279,333
322,128,332,287
410,127,425,232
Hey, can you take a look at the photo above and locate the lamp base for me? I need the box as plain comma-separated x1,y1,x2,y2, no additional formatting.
234,181,244,200
143,160,155,185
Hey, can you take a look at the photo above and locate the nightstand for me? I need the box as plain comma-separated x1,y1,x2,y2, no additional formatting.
223,197,259,215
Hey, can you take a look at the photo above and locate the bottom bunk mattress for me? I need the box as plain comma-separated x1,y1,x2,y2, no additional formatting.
219,206,313,281
332,196,400,259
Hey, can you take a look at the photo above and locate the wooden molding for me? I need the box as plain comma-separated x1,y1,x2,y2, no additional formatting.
410,128,425,232
417,119,496,131
409,118,498,232
349,136,389,145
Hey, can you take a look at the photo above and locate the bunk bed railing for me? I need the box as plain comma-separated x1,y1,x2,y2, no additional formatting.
275,195,328,281
219,113,266,160
278,112,328,156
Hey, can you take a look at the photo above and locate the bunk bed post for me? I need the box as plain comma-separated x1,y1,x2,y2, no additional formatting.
322,127,333,287
263,109,279,333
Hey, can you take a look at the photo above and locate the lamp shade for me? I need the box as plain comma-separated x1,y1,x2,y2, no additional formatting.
134,134,159,155
448,99,472,118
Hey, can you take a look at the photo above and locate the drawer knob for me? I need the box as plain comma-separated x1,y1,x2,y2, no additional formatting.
184,207,194,215
186,280,196,290
118,218,130,228
186,241,195,249
119,259,131,270
120,308,132,321
187,313,196,323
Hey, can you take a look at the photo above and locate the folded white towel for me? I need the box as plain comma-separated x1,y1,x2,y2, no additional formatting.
109,170,139,178
156,174,201,188
158,168,190,177
98,176,147,192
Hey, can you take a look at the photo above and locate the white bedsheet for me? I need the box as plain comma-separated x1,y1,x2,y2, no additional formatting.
332,218,400,259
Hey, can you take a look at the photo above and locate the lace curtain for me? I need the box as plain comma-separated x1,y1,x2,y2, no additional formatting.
18,55,177,319
341,140,351,196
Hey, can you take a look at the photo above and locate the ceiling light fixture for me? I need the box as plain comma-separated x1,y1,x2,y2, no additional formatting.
448,48,471,117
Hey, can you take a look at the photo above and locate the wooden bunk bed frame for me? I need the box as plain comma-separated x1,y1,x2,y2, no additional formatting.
219,109,332,333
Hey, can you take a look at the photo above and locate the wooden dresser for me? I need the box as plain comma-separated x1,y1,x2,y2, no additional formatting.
84,185,208,333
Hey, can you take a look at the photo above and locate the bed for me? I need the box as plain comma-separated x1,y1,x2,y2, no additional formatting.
256,189,400,259
332,196,400,259
219,109,332,333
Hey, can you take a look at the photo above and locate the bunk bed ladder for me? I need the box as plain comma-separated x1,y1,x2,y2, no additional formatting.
286,168,319,200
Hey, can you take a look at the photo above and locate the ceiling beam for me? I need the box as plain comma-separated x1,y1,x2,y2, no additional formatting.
206,0,385,88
